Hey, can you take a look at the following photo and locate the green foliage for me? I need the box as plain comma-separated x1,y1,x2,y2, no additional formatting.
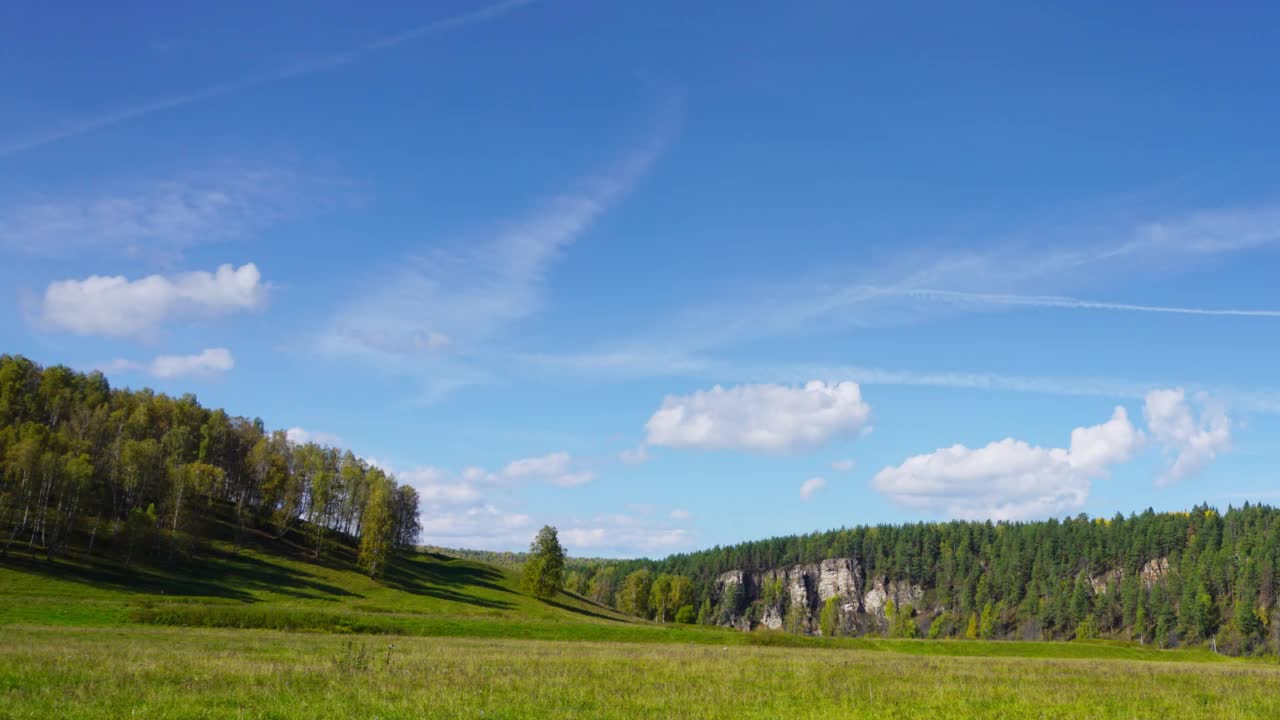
893,604,920,639
675,604,696,624
928,612,949,639
617,569,653,618
696,598,713,625
358,472,396,578
1075,615,1099,641
521,526,567,599
979,603,997,640
0,355,420,575
586,502,1280,653
819,597,839,637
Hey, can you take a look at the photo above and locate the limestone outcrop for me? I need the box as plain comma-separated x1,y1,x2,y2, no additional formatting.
712,557,927,635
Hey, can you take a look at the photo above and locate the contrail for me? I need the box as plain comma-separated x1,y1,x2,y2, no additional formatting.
0,0,537,158
871,287,1280,318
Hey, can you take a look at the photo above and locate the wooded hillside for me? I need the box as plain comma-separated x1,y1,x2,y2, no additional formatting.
0,354,420,576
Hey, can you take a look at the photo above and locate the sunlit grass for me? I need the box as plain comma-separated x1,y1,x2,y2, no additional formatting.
2,626,1277,719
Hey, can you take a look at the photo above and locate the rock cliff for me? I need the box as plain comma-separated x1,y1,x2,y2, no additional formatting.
712,557,924,635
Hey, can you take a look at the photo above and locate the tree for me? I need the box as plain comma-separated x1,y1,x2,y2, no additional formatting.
521,526,566,599
357,473,396,578
965,612,979,640
696,597,713,625
1074,614,1099,641
617,569,653,618
819,597,839,637
979,602,996,640
675,605,696,624
928,612,949,639
668,575,695,615
650,574,674,622
587,566,617,606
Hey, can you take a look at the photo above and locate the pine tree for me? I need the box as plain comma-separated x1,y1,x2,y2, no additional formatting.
696,597,713,625
521,526,567,599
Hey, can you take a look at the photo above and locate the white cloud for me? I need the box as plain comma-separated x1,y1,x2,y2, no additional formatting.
502,452,570,479
317,102,678,398
104,347,235,379
871,406,1143,521
863,287,1280,318
417,482,484,505
669,508,691,520
322,133,669,354
41,263,267,339
0,168,295,257
150,348,235,378
419,504,533,550
1066,407,1146,474
645,380,871,453
285,427,345,447
619,445,650,464
496,451,597,487
799,477,828,501
830,459,855,472
1144,389,1231,486
559,513,693,556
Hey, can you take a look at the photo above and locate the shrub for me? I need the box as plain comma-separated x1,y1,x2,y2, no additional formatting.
675,604,696,624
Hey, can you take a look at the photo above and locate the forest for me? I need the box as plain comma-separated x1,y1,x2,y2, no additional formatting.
569,505,1280,654
0,355,420,576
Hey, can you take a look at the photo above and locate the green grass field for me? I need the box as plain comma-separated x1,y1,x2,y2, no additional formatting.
3,538,1279,718
3,626,1279,719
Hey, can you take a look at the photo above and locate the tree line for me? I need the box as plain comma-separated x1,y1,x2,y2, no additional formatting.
0,355,420,576
563,506,1280,655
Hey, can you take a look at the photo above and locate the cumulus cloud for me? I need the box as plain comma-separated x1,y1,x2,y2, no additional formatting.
419,504,533,549
645,380,871,453
1144,389,1231,486
872,406,1143,521
799,476,828,501
830,459,856,472
669,508,691,520
104,347,235,379
499,451,596,487
559,513,693,556
41,263,267,339
285,427,345,448
502,452,570,479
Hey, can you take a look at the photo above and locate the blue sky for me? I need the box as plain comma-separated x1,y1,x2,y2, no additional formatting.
4,1,1280,557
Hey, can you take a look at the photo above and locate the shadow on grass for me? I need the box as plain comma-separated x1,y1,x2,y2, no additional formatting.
378,553,516,611
540,596,628,623
0,552,255,602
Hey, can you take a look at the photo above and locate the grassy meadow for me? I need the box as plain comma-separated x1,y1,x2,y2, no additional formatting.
4,537,1279,718
3,625,1280,719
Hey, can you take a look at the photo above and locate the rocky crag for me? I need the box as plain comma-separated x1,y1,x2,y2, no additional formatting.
711,556,1170,636
712,558,925,635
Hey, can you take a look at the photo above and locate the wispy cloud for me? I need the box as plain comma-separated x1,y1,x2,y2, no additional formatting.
849,287,1280,318
0,166,295,258
757,363,1280,416
318,100,678,395
0,0,538,158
